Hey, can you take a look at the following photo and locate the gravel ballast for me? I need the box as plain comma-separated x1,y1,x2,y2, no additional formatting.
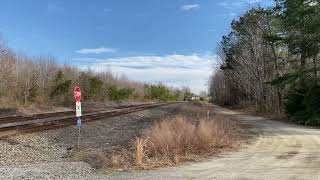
0,104,178,179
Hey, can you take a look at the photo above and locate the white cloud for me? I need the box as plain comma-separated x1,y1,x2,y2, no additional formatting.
217,1,243,8
216,0,269,9
181,4,200,11
247,0,260,4
75,54,218,94
75,47,117,54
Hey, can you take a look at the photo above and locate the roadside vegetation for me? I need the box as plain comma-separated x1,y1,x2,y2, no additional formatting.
209,0,320,125
134,105,242,168
75,103,249,171
0,38,192,111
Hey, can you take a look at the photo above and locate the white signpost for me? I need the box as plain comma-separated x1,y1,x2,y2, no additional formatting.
74,86,82,149
76,101,81,117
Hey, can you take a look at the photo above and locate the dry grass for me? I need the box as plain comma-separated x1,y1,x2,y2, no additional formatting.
135,137,149,167
75,103,248,171
135,114,240,167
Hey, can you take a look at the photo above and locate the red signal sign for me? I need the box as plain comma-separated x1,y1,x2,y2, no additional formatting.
74,86,81,102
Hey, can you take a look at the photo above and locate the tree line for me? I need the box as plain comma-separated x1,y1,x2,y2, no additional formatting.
209,0,320,125
0,37,192,109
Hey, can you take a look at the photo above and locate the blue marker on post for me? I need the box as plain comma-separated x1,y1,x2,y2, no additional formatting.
77,118,81,127
77,118,81,149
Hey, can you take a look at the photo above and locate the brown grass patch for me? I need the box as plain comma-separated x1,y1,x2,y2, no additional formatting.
135,137,149,167
75,103,249,171
134,114,241,168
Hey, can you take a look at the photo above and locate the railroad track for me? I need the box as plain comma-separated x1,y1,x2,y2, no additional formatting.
0,102,174,138
0,103,160,125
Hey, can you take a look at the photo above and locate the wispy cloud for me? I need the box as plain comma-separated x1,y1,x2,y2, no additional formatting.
74,54,218,93
216,1,245,9
75,47,117,54
181,4,200,11
247,0,260,4
217,0,271,9
216,0,272,18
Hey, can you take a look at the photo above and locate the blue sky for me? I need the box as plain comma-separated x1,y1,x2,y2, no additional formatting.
0,0,272,93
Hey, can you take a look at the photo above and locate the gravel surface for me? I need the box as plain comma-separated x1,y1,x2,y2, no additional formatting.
6,104,319,179
98,105,320,180
0,162,93,180
0,104,178,179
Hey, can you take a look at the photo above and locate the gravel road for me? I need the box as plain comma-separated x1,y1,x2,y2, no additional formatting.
101,105,320,180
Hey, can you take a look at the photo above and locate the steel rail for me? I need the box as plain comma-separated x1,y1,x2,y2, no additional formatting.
0,103,160,125
0,102,174,138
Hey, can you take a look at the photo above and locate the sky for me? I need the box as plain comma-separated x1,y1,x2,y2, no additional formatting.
0,0,272,94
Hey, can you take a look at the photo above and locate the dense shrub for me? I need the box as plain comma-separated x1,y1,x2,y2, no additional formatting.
107,85,134,101
144,84,177,101
285,83,320,125
88,76,104,100
50,70,73,105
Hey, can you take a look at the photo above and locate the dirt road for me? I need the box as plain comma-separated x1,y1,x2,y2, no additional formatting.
103,105,320,180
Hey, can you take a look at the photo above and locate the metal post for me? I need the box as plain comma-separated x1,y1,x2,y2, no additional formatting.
76,118,81,149
77,125,80,149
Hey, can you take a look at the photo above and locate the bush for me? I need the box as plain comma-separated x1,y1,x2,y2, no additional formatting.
144,84,177,101
107,85,134,101
135,115,239,166
50,70,73,105
89,76,104,100
304,86,320,125
285,84,320,125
